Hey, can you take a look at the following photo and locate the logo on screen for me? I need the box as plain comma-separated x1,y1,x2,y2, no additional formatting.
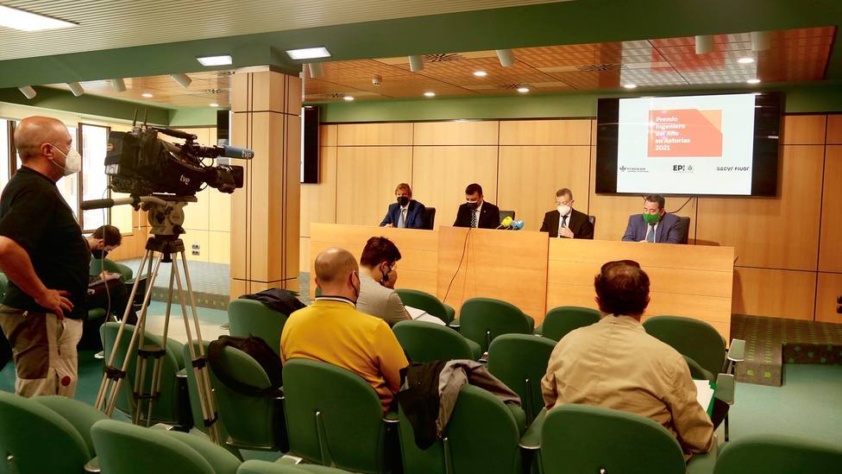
672,165,694,173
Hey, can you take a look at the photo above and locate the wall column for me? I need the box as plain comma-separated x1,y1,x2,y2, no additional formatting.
230,67,301,297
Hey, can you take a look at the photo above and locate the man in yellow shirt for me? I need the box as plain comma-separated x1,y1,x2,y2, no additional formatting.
281,247,409,412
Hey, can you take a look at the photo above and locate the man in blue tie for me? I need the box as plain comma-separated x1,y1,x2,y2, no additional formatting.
380,183,427,229
622,194,682,244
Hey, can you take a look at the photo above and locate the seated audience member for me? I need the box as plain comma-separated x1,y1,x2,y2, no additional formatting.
622,194,681,243
539,188,594,239
356,236,411,326
380,183,427,229
453,183,500,229
86,225,138,325
281,248,409,412
541,260,715,457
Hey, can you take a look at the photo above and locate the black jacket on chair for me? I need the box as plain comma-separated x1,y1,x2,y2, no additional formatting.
453,201,501,229
539,208,594,239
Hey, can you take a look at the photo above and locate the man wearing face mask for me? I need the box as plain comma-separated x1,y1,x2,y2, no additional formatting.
0,116,90,398
622,194,682,244
453,183,500,229
380,183,427,229
355,236,411,326
539,188,594,239
281,247,409,412
85,225,138,332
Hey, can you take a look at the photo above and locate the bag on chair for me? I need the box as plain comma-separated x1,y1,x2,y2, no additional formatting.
207,335,283,397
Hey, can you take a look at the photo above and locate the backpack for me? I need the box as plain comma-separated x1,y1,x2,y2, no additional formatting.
207,335,283,397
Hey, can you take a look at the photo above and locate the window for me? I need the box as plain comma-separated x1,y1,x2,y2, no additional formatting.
80,124,110,231
0,119,9,191
55,126,79,218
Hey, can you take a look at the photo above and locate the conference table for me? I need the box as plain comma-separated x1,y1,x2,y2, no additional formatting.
309,223,734,341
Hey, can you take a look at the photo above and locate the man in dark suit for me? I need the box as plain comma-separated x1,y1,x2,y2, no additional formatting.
540,188,594,239
453,183,500,229
380,183,427,229
622,194,682,244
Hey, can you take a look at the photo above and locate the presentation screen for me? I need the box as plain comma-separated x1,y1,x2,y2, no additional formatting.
596,92,782,196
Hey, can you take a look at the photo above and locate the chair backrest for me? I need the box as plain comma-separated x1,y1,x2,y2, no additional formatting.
91,419,241,474
282,359,390,474
399,385,524,474
676,216,691,244
424,207,436,229
238,460,355,473
101,321,190,426
713,434,842,474
91,258,134,281
643,315,726,376
486,334,556,423
540,306,600,341
459,298,532,353
0,391,95,474
541,404,686,474
180,340,234,449
228,299,288,357
393,320,474,362
499,210,515,221
588,215,596,226
395,288,451,323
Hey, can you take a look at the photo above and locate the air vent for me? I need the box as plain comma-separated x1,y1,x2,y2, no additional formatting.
425,53,461,62
500,84,522,90
216,71,235,76
578,64,622,72
200,89,227,94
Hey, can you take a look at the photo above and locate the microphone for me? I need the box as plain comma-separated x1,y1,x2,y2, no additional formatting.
80,195,168,210
510,220,524,230
219,145,254,159
496,216,514,229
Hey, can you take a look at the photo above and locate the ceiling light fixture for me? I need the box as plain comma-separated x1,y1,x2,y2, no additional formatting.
517,86,530,93
67,82,85,97
746,78,761,84
343,95,354,101
110,78,126,93
496,49,515,67
424,91,436,97
170,73,192,88
408,55,425,72
624,83,638,89
196,55,233,67
738,57,755,64
141,93,154,98
695,35,714,54
18,86,37,100
750,31,771,51
0,5,76,31
473,71,488,77
308,63,324,79
210,103,219,107
286,47,331,60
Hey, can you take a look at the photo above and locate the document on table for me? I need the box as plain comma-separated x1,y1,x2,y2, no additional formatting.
405,305,446,326
694,380,715,414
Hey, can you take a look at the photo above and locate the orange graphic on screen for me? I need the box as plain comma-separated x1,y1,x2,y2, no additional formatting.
648,109,723,157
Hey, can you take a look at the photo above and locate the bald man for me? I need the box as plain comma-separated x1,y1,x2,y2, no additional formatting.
280,248,408,412
0,116,90,398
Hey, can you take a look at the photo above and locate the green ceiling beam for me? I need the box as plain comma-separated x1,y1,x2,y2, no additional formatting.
0,86,170,124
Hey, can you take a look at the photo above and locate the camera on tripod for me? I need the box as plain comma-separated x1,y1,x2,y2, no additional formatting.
104,125,251,197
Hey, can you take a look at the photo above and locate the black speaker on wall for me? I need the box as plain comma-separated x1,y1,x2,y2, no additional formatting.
216,109,230,146
301,105,320,183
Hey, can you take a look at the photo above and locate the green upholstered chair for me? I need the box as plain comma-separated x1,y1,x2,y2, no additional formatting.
539,404,688,474
91,419,241,474
392,320,481,362
100,321,191,428
282,359,398,474
535,306,600,341
643,315,727,376
713,434,842,474
90,257,134,282
228,299,289,357
204,342,288,452
0,391,106,473
394,289,455,324
486,334,556,424
238,460,356,473
398,384,526,474
458,298,533,354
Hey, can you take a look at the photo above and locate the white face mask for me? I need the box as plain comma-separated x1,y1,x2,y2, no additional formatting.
557,205,571,216
50,144,81,176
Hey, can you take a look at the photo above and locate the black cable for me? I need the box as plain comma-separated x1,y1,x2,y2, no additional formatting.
670,196,695,214
442,227,472,304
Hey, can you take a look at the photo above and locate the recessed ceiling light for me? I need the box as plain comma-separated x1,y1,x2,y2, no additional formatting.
624,83,638,89
196,55,232,67
738,57,755,64
517,86,530,93
424,91,436,97
209,103,219,107
286,47,331,60
473,71,488,77
141,93,153,98
746,78,761,84
343,95,354,101
0,5,76,31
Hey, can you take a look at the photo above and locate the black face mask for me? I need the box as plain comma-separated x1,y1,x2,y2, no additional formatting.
397,196,410,207
466,201,479,210
92,249,108,259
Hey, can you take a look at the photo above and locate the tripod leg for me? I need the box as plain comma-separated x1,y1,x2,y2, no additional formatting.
142,267,178,425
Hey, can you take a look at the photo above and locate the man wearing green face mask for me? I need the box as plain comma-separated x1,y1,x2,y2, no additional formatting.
622,194,682,244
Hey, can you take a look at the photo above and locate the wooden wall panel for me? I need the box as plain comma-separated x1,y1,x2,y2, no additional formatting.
497,146,591,232
320,124,338,147
782,115,827,145
186,230,210,263
819,145,842,272
208,231,230,264
733,267,816,320
827,115,842,144
335,147,413,226
695,145,824,270
414,121,499,146
815,272,842,324
299,237,311,273
300,146,338,237
412,146,499,229
337,123,413,146
208,190,232,233
499,119,591,146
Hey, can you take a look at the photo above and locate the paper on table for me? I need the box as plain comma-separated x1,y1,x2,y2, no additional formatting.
404,305,446,326
405,305,427,319
694,379,715,412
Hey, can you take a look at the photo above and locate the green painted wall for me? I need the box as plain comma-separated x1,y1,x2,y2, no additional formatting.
169,108,219,127
0,86,170,124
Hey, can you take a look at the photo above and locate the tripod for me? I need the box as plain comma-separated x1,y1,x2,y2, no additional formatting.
94,196,220,443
